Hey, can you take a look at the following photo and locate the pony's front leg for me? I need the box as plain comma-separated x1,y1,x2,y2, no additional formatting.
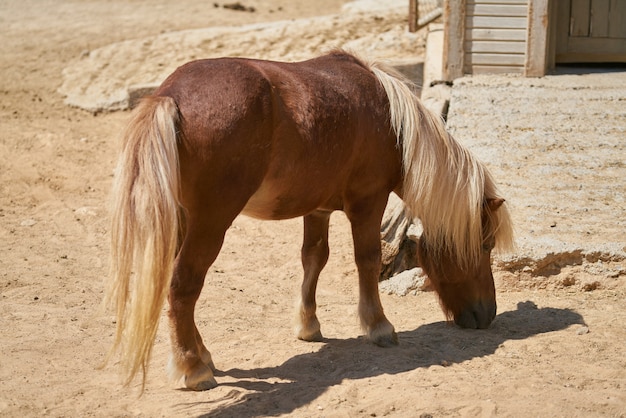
168,227,225,391
347,197,398,347
296,210,331,342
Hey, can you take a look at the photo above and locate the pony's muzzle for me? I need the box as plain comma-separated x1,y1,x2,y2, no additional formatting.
454,299,496,329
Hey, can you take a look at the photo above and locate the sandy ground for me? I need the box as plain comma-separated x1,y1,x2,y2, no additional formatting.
1,1,625,417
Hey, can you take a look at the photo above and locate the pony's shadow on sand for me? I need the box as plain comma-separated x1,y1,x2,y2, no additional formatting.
183,301,584,417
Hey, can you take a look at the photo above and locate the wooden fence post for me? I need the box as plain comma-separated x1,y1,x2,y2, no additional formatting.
409,0,419,32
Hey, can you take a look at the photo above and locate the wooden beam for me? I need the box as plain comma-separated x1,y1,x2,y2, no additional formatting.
525,0,550,77
467,0,527,3
466,53,526,66
467,65,525,74
443,0,466,80
467,28,527,41
547,0,558,70
467,4,528,17
590,0,610,38
570,0,590,37
409,0,418,33
608,0,626,38
466,15,528,29
466,40,527,54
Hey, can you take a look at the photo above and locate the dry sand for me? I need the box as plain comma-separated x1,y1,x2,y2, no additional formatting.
1,1,625,416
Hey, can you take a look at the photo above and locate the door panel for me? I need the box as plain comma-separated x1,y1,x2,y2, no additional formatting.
556,0,626,62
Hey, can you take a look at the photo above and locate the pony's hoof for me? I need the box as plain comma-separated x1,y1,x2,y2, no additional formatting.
184,365,218,391
295,315,323,342
186,377,218,391
297,329,324,342
366,319,398,347
372,331,398,347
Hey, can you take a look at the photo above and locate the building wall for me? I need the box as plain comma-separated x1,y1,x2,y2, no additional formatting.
463,0,529,74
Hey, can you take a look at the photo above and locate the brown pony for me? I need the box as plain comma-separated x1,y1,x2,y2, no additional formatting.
106,51,514,391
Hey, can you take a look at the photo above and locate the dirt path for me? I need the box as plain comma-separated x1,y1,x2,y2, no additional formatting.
1,1,624,417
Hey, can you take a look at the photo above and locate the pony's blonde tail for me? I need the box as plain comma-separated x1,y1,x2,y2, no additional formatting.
105,96,181,391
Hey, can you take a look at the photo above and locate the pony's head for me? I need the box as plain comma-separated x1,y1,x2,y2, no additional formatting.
369,58,514,328
417,198,511,329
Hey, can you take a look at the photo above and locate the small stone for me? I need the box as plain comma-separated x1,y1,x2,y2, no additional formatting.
562,276,576,287
406,223,423,241
379,268,426,296
576,326,589,335
582,281,600,291
20,219,37,227
74,206,97,216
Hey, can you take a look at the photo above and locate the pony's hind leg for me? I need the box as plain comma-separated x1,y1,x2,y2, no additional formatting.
346,195,398,347
195,323,214,370
167,220,229,391
296,210,331,342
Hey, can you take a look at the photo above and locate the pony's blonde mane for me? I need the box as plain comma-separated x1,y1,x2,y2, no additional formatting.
368,60,514,268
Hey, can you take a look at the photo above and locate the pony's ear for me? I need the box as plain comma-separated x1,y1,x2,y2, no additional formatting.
486,198,505,212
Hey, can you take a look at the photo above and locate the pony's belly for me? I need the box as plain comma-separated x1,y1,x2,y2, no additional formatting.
240,191,284,220
241,180,340,220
